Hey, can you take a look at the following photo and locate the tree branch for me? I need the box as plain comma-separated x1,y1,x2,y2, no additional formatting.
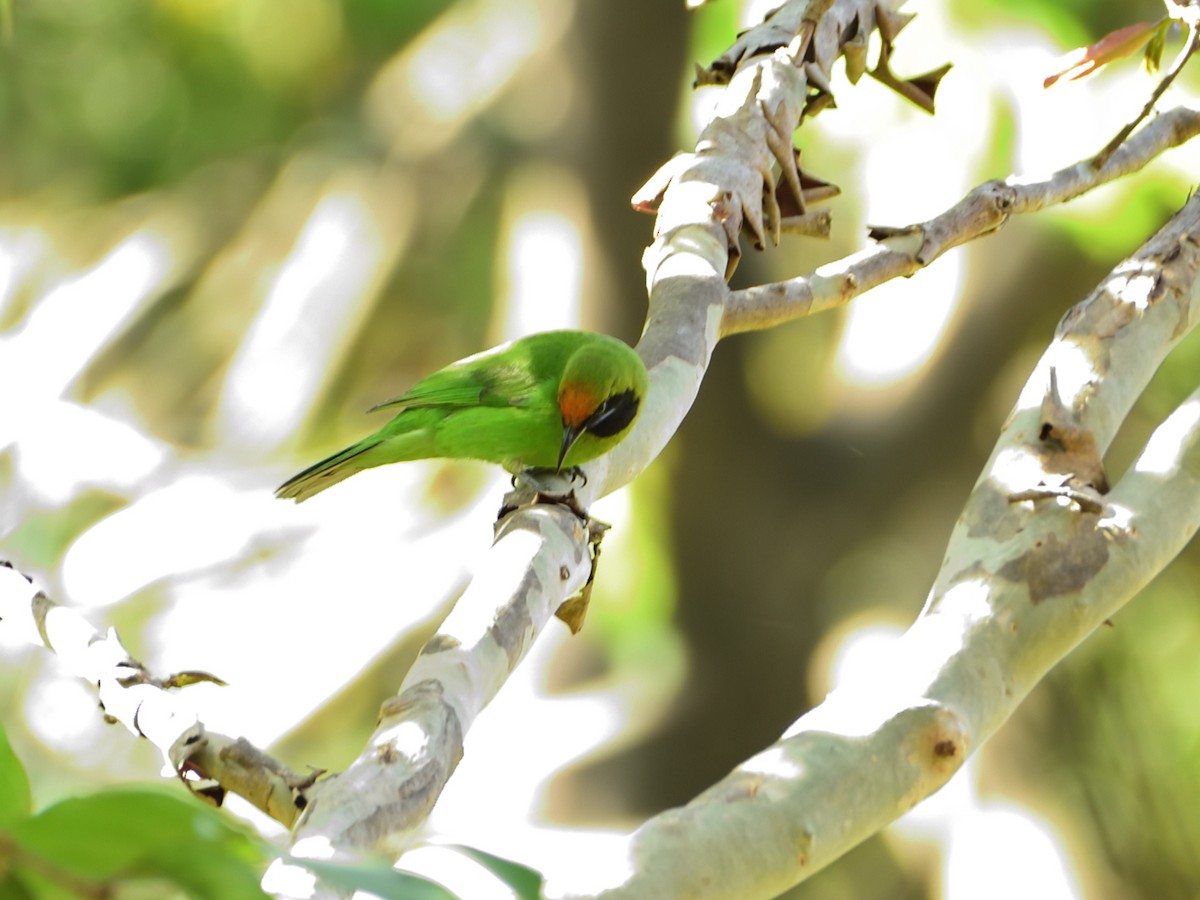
0,562,311,828
550,185,1200,900
1092,7,1200,168
282,492,593,870
723,102,1200,336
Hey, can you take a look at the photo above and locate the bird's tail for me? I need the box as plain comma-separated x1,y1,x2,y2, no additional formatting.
275,438,384,502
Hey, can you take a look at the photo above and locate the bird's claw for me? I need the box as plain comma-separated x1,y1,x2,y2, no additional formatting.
535,487,588,521
510,466,587,489
501,468,590,521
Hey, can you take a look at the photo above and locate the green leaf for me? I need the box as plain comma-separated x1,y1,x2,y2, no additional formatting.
285,856,459,900
449,845,545,900
10,788,267,899
1143,18,1171,73
0,723,31,826
0,872,37,900
2,866,91,900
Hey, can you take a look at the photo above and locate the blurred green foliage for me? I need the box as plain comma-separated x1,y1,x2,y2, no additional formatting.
953,0,1163,44
0,723,267,898
0,722,548,898
0,0,454,197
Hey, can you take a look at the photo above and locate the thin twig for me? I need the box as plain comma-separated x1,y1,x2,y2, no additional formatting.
723,103,1200,336
1093,18,1200,168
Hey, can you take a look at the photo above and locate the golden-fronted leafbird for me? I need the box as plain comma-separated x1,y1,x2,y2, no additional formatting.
276,330,648,502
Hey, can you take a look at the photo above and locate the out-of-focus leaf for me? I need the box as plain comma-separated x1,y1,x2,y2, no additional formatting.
2,492,127,573
1044,19,1166,87
156,669,229,689
0,872,38,900
449,844,544,900
0,724,31,826
286,856,458,899
9,789,267,899
1144,19,1170,73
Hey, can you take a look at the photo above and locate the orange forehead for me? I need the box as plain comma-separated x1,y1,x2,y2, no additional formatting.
558,383,598,427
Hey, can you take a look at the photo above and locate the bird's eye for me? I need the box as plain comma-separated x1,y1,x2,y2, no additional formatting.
584,390,639,438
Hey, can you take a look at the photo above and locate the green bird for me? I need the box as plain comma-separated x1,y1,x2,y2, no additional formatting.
276,330,648,502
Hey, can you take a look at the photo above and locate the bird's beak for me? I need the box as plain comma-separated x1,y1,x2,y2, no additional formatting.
557,423,584,471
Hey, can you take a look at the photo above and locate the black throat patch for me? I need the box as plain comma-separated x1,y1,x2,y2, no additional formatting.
584,389,640,438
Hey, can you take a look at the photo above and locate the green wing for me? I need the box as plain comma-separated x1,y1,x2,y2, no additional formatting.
369,355,540,413
368,330,596,413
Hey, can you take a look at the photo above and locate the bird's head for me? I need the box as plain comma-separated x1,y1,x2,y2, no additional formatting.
555,340,648,470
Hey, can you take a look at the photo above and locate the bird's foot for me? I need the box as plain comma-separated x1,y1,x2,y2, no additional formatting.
510,466,587,488
500,468,590,521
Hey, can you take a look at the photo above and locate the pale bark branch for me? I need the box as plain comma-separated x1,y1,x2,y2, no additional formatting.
0,562,310,829
723,102,1200,337
551,182,1200,900
282,496,593,878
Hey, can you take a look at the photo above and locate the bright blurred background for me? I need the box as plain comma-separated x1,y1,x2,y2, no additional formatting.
2,0,1199,897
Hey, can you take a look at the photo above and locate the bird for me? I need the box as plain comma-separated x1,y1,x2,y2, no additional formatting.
275,330,648,502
